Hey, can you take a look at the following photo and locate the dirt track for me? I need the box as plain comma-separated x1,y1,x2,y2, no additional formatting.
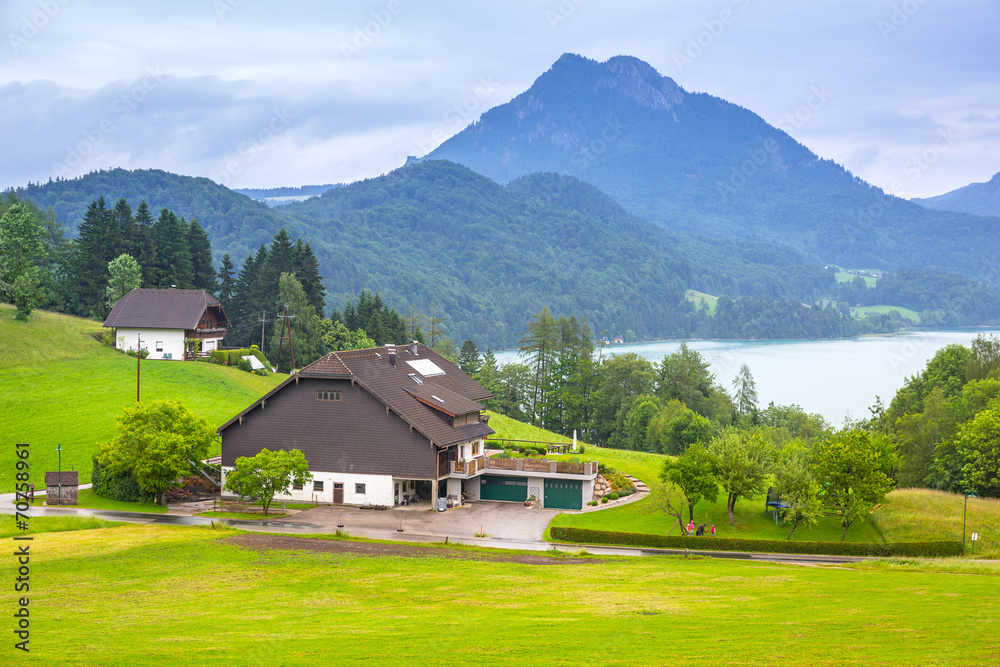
222,533,596,565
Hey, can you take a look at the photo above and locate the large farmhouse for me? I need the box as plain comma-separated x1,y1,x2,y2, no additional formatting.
103,288,230,360
218,343,598,510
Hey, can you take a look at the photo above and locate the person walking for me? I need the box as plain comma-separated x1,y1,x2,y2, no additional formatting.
696,523,706,536
710,524,716,537
687,520,695,535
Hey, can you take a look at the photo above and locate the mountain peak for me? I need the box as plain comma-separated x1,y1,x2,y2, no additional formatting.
542,53,684,110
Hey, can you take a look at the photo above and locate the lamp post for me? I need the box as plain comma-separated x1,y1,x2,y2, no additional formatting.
56,443,62,505
963,490,977,551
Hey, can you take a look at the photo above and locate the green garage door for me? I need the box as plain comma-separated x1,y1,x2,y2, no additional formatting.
544,479,583,510
480,476,528,502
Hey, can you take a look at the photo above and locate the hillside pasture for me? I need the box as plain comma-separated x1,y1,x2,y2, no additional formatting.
852,304,921,322
835,271,877,287
11,523,1000,666
684,288,719,314
0,307,284,493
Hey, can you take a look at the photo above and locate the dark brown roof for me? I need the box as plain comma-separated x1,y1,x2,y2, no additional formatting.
45,471,79,486
404,384,483,417
103,288,230,330
222,344,494,448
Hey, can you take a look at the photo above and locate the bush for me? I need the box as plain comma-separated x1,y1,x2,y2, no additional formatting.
588,500,598,506
607,492,619,501
195,356,212,363
578,444,586,454
237,358,252,373
598,462,617,476
254,366,271,376
210,349,228,365
548,527,964,558
608,471,630,491
91,457,152,503
601,497,609,504
125,348,149,359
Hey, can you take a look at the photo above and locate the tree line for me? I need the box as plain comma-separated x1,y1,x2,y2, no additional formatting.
875,333,1000,499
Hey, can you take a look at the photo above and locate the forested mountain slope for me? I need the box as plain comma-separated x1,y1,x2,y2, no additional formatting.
912,171,1000,218
425,53,1000,280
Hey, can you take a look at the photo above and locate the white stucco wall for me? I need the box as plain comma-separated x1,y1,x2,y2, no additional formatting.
221,467,395,506
115,328,185,361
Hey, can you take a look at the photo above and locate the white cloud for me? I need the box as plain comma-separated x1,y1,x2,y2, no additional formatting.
0,0,996,195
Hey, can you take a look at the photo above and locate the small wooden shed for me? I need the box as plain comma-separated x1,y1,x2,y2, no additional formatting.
45,471,79,505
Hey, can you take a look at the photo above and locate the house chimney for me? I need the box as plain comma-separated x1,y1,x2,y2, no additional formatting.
409,340,419,356
387,347,397,366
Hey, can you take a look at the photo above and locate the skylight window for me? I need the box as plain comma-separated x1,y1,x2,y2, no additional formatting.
406,359,446,376
431,395,445,404
408,373,424,385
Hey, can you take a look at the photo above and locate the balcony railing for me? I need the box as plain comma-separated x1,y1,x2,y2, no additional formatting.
451,457,596,476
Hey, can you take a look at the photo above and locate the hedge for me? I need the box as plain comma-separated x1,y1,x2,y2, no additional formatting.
210,348,269,367
91,457,153,503
549,527,964,558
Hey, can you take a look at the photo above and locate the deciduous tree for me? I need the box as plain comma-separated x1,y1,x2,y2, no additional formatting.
223,448,313,515
812,429,896,540
105,253,142,310
660,444,719,523
96,400,215,506
710,430,775,526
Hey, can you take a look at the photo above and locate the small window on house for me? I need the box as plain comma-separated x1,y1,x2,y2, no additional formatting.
292,482,303,490
473,441,480,456
317,391,341,401
313,480,324,492
355,483,366,494
155,341,163,352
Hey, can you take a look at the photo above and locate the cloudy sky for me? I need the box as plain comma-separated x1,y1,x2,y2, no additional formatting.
2,0,996,198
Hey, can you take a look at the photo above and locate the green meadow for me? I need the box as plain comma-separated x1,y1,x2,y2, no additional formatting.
852,304,921,322
0,305,284,492
9,521,1000,666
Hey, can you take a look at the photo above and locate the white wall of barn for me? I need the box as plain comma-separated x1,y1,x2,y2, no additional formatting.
221,467,396,506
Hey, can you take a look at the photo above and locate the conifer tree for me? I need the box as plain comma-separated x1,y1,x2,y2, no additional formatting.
70,196,118,315
217,253,236,310
134,200,158,287
153,209,193,288
111,198,138,258
292,239,326,315
187,219,217,293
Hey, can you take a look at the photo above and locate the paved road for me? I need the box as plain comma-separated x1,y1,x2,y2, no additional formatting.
1,501,871,564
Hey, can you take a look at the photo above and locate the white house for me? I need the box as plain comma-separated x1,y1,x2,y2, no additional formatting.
103,288,230,360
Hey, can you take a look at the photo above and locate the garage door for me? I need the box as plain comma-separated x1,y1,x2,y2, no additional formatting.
480,476,528,502
544,479,583,510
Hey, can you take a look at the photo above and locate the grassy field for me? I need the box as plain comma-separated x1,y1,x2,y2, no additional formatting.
11,488,169,513
684,289,719,314
0,306,285,492
835,271,878,287
872,488,1000,558
852,304,921,322
10,522,999,665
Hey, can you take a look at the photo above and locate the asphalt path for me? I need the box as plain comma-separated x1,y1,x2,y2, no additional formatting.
0,502,870,564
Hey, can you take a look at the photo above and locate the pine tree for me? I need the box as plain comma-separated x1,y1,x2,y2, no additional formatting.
153,209,193,288
187,219,217,293
292,240,326,315
260,228,294,299
111,198,138,258
135,200,158,287
70,196,118,316
217,253,236,310
458,337,482,376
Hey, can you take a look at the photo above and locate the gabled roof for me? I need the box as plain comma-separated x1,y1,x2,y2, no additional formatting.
103,288,230,330
221,343,494,448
